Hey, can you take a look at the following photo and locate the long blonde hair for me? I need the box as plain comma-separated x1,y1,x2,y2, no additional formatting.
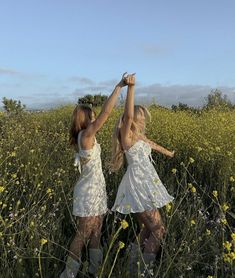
110,105,151,172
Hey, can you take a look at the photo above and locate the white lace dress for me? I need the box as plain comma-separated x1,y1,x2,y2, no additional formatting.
72,131,108,217
112,140,174,214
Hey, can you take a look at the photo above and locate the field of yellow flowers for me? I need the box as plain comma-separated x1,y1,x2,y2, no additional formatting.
0,105,234,277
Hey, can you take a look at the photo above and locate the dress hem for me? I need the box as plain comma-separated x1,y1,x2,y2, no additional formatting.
72,209,108,217
111,197,174,214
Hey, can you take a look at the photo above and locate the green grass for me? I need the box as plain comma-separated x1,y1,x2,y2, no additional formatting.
0,105,234,277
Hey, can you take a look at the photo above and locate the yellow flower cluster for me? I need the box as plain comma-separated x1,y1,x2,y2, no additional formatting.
212,190,218,198
189,157,195,164
171,168,177,174
231,233,235,241
190,219,196,226
120,219,129,230
46,188,53,194
223,252,235,264
118,241,125,249
165,203,172,213
222,203,229,212
221,218,228,225
188,183,196,193
206,229,211,236
40,239,48,246
230,176,235,182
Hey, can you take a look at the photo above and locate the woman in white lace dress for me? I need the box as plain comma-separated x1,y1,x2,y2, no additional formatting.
60,73,128,278
110,74,175,276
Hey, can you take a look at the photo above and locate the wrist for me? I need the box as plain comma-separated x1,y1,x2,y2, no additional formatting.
128,84,135,88
115,84,122,90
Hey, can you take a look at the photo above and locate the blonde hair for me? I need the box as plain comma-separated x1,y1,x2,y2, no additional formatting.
110,105,151,172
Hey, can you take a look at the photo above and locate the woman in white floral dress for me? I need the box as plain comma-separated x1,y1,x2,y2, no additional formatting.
60,73,128,278
110,74,175,276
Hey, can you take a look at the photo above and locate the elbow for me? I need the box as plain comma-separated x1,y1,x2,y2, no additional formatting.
124,115,133,127
124,115,134,121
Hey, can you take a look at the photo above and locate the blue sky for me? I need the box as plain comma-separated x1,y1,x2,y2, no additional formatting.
0,0,235,109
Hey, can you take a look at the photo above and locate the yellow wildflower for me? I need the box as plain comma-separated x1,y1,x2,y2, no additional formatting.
189,157,195,163
191,186,196,193
118,241,125,249
229,252,235,261
206,229,211,236
223,253,232,264
207,276,213,278
230,176,235,182
120,219,129,230
223,241,232,251
222,203,229,212
190,219,196,226
0,186,5,193
40,239,48,246
221,218,228,225
171,168,177,174
212,190,218,198
231,233,235,241
165,203,172,213
47,188,52,194
188,183,193,188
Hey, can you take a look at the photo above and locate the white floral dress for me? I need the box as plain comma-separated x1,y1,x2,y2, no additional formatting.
72,131,108,217
112,140,174,214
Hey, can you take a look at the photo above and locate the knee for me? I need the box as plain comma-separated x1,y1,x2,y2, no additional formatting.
75,228,92,241
151,224,166,240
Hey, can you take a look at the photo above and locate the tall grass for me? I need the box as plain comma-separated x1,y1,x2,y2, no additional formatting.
0,105,234,277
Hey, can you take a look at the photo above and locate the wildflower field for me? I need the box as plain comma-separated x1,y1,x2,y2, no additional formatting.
0,105,234,278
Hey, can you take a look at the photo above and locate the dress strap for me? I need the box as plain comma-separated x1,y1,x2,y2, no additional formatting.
149,153,156,165
74,152,81,173
74,130,84,173
77,130,84,150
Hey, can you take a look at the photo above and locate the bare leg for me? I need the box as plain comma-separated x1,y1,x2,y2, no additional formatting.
135,209,165,253
88,215,104,276
68,216,96,261
60,217,98,278
89,215,103,248
135,216,151,249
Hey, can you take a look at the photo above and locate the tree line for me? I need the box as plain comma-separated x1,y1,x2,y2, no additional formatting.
1,89,235,114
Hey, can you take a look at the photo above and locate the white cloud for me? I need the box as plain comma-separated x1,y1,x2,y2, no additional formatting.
0,67,25,77
69,76,95,86
135,84,235,107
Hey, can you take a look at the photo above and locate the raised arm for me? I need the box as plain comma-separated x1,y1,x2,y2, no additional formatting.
84,73,127,137
121,74,135,141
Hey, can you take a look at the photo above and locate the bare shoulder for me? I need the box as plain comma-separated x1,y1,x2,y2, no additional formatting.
138,134,149,142
80,129,96,150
